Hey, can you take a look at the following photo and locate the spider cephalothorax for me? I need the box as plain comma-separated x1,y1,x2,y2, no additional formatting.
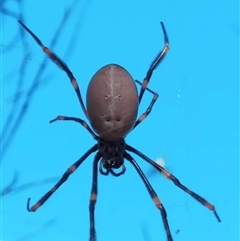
98,139,126,176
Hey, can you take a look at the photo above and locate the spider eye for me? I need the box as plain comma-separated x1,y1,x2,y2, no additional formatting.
103,157,123,169
105,158,116,167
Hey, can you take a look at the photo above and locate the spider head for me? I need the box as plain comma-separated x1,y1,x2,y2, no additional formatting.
102,156,123,169
100,155,125,176
98,139,126,176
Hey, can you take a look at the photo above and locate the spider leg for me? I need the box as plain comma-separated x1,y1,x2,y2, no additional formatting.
133,80,159,129
27,144,98,212
89,152,102,241
18,20,88,118
126,144,221,222
49,115,98,140
138,22,170,104
124,151,173,241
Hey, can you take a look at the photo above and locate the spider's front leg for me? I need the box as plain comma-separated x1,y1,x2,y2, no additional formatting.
138,22,170,104
18,20,88,118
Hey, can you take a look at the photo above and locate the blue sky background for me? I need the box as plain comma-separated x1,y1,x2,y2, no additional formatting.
1,0,239,241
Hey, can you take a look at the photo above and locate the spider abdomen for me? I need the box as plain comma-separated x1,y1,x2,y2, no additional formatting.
86,64,139,141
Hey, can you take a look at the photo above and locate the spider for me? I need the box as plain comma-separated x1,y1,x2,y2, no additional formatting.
18,20,221,241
